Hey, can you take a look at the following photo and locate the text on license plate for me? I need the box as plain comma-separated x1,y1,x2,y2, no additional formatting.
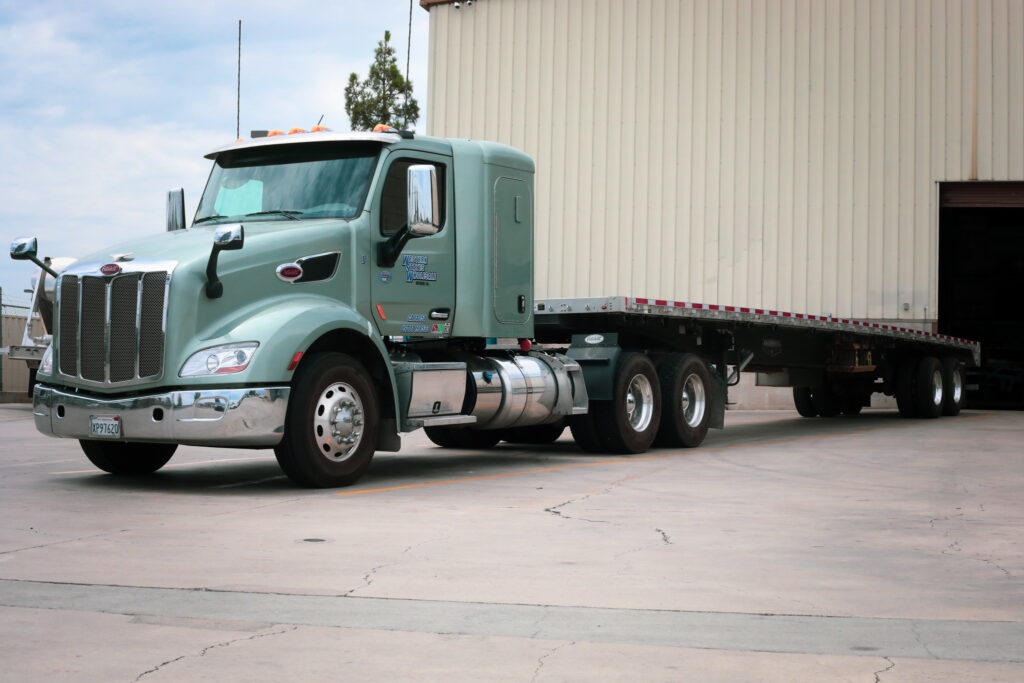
90,415,121,438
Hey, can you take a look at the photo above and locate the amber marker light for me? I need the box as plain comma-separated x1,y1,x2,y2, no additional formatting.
376,304,387,320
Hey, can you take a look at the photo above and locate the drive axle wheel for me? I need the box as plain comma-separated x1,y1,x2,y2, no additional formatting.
275,352,378,488
655,353,711,448
79,441,176,475
915,356,944,419
941,357,965,416
792,387,818,417
591,352,661,454
896,358,919,417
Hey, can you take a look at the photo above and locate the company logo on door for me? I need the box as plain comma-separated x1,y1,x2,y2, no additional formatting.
401,254,437,282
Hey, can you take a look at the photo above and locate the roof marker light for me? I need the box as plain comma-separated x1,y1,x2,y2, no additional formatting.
288,127,306,134
267,129,285,137
373,124,397,132
311,125,329,132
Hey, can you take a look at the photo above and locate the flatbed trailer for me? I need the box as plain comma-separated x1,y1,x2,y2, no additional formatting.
533,295,978,438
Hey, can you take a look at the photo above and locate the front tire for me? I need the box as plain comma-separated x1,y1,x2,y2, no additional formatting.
79,441,176,475
274,353,379,488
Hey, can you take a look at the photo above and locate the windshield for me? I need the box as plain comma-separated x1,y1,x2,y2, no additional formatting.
194,142,380,224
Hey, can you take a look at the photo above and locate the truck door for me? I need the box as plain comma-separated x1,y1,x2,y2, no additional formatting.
369,152,456,339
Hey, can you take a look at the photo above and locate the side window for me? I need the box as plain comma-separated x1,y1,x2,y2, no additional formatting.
381,159,446,235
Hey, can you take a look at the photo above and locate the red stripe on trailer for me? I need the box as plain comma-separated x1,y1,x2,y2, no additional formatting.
655,299,668,306
725,305,736,312
635,297,649,304
692,303,704,309
673,301,686,307
782,312,792,317
740,307,750,313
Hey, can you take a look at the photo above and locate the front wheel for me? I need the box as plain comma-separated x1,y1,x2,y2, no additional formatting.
79,441,176,475
274,352,379,488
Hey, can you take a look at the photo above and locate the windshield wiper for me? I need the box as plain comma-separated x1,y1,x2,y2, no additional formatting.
242,210,303,221
194,214,230,224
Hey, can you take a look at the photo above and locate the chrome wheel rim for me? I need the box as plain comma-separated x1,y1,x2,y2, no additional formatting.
625,373,655,432
951,368,963,404
313,382,365,462
931,369,943,406
681,373,707,428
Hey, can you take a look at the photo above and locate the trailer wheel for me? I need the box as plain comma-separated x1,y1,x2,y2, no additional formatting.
503,423,566,444
274,352,378,488
792,387,818,417
424,426,502,450
915,356,944,419
896,359,919,417
79,441,176,475
569,410,608,453
654,353,711,447
941,357,965,416
592,352,662,454
811,385,842,417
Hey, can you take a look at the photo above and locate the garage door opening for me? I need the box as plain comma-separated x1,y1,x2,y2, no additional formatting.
939,182,1024,409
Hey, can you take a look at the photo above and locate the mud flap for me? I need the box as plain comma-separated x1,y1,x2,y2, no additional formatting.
708,370,727,430
565,333,622,401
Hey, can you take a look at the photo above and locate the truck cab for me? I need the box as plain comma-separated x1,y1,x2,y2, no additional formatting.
23,128,585,487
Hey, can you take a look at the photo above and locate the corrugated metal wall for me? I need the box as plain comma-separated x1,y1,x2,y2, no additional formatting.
424,0,1024,322
2,314,42,396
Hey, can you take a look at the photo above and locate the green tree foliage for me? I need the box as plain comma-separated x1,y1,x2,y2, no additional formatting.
344,30,419,131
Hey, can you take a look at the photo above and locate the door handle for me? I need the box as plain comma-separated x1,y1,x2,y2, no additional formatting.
429,308,450,320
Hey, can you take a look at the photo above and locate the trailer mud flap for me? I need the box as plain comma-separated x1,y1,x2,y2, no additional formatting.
708,371,726,430
565,333,622,401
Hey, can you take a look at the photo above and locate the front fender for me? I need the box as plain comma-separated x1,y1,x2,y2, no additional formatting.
176,294,399,421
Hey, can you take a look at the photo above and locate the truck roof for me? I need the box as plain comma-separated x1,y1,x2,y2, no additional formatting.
204,130,534,172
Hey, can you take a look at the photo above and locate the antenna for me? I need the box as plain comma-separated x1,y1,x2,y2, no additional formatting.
236,20,242,139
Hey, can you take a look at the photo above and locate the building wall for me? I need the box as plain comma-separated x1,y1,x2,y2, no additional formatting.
2,314,42,400
424,0,1024,324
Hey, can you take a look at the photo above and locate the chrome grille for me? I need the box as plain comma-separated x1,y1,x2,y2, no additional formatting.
57,270,168,385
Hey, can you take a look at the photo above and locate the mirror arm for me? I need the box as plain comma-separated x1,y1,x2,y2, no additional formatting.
29,256,59,279
377,224,411,268
205,245,225,299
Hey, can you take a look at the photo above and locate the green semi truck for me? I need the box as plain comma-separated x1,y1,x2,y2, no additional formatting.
10,128,980,487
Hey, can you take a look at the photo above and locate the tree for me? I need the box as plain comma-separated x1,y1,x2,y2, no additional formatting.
345,30,419,131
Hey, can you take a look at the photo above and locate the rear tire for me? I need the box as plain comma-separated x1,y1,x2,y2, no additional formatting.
274,353,379,488
896,359,918,417
79,441,176,475
424,426,502,450
654,353,711,447
915,356,944,419
591,352,661,454
811,384,842,417
569,410,608,453
941,357,965,416
502,423,565,444
793,387,818,417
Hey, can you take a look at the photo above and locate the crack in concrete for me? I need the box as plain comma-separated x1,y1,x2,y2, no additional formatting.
543,495,610,524
133,625,298,681
530,641,573,682
909,622,937,659
343,538,440,597
873,656,895,682
655,528,672,545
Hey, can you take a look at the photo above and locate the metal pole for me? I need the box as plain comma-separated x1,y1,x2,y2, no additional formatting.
237,20,242,139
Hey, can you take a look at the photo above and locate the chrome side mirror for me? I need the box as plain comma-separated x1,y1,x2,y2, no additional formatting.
10,237,38,261
167,188,186,231
407,165,440,236
10,237,58,277
213,225,245,249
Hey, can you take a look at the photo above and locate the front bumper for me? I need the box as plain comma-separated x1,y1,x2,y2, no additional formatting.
33,384,290,447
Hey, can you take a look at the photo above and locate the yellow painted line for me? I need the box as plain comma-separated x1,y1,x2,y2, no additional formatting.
52,455,270,475
337,414,994,497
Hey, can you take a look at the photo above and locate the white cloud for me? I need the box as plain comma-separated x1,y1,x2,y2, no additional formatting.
0,0,432,301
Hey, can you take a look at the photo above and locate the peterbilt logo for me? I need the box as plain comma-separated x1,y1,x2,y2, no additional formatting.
99,263,122,276
276,263,303,282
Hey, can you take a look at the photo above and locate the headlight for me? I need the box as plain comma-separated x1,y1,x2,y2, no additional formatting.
39,345,54,375
179,342,259,377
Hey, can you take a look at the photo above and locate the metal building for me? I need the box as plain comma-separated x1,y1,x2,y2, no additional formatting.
421,0,1024,402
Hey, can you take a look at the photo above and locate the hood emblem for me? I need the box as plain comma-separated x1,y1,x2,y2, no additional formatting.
276,263,303,283
100,263,122,276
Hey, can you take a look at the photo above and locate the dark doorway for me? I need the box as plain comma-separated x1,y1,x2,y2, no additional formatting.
939,182,1024,408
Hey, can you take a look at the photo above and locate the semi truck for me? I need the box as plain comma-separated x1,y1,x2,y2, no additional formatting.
10,128,980,487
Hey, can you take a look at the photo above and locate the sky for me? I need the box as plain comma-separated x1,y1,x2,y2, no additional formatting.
0,0,430,312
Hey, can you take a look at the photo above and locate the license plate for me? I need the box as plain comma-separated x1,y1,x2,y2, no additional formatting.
89,415,121,438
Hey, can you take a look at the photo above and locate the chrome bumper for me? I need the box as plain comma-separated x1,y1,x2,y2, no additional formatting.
33,385,290,447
